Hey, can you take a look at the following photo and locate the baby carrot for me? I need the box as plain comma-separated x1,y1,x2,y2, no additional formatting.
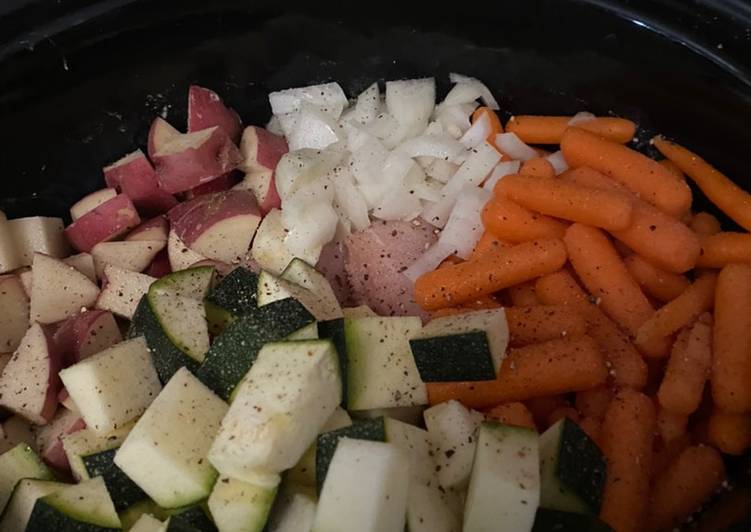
519,157,556,179
481,196,568,243
561,167,700,273
634,274,716,357
712,263,751,412
430,295,502,318
414,238,567,310
576,385,613,419
654,137,751,231
506,115,636,144
657,315,713,415
547,406,580,427
485,402,536,430
535,270,648,389
564,223,655,336
495,174,633,230
472,106,504,144
506,304,588,347
656,405,689,444
578,416,603,445
659,158,686,180
562,128,692,217
470,231,510,259
690,211,722,238
696,232,751,268
525,395,567,428
599,388,656,532
426,335,607,408
624,254,690,303
708,408,751,455
647,445,725,532
507,281,540,307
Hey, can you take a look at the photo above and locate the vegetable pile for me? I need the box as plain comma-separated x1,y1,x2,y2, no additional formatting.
0,75,749,532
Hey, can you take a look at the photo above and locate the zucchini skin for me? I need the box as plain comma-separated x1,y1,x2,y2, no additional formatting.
409,331,495,382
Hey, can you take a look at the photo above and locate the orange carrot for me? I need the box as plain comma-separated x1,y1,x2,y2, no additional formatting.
654,137,751,231
519,157,556,179
659,158,686,180
430,295,502,318
485,402,536,430
712,263,751,412
562,128,692,217
472,106,504,145
481,196,568,243
506,115,636,144
507,281,540,307
694,484,751,532
535,270,648,389
599,388,656,532
647,445,725,532
414,238,567,310
656,405,689,444
652,432,691,481
657,315,712,415
634,274,716,357
578,416,603,445
495,174,633,230
426,335,607,408
576,385,613,419
624,254,690,303
708,408,751,455
690,211,722,238
525,395,568,428
564,223,655,336
696,231,751,268
561,167,700,273
506,304,588,347
471,231,510,259
547,406,580,427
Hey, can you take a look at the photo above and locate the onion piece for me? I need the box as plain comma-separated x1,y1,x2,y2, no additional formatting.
426,158,460,183
349,82,381,125
287,104,341,151
403,240,454,282
546,150,569,175
439,186,492,259
423,141,501,227
398,134,466,160
386,78,436,133
332,166,370,231
282,200,339,264
449,73,500,110
495,132,538,161
434,104,474,138
459,112,491,149
275,149,343,201
269,82,348,119
443,82,483,107
266,115,284,136
568,111,596,126
483,160,522,191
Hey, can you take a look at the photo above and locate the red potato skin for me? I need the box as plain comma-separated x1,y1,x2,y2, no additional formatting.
103,150,177,216
188,85,243,142
185,171,242,199
64,194,141,252
240,126,287,213
144,249,172,278
41,416,86,471
41,326,63,424
53,309,119,365
147,117,181,159
154,127,243,194
245,169,282,214
169,189,261,248
126,216,169,242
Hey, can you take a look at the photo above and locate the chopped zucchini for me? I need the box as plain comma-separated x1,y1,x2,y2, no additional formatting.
63,422,134,482
257,270,341,321
341,305,376,318
129,513,167,532
164,504,217,532
286,322,318,341
265,483,316,532
114,368,228,509
343,316,427,410
410,309,509,380
539,417,606,515
0,478,63,531
150,266,215,300
26,476,121,530
0,443,52,512
532,508,613,532
207,476,277,532
281,258,342,320
204,267,259,334
463,423,540,532
209,340,341,485
197,298,315,400
83,448,147,512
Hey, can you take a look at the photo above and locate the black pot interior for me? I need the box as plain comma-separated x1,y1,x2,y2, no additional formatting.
1,0,750,528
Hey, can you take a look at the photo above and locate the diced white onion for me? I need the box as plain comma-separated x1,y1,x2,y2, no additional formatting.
398,134,466,160
546,150,569,175
403,241,454,282
449,73,500,110
568,111,596,126
386,78,436,132
349,82,381,125
434,104,473,138
459,112,491,149
423,141,501,227
332,166,370,231
495,132,538,161
287,104,340,151
483,160,521,191
443,82,484,107
439,186,492,259
269,82,348,119
426,158,460,183
266,115,284,136
282,200,339,264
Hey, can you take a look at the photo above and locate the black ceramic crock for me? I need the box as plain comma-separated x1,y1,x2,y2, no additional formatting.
0,0,750,529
